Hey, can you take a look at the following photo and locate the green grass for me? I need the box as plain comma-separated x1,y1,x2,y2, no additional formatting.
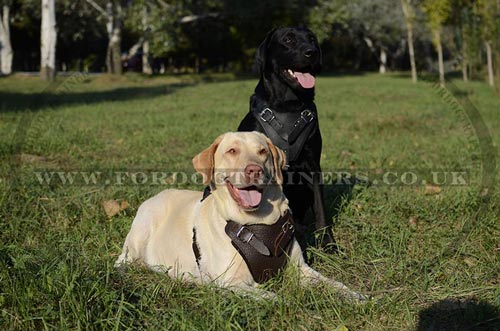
1,72,499,330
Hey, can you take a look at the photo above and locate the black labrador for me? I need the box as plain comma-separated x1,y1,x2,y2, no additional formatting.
238,26,333,248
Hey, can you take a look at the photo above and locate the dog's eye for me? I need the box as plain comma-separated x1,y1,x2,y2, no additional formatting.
258,148,267,156
226,148,238,155
284,36,293,44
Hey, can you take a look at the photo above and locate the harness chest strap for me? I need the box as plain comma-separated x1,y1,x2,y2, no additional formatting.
252,107,317,163
225,211,295,284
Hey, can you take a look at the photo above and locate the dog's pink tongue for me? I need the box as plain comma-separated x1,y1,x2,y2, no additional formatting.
238,189,262,207
294,72,315,88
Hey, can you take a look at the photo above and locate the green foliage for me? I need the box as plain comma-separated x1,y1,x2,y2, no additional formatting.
347,0,405,48
125,0,188,56
475,0,497,41
421,0,452,32
307,0,349,42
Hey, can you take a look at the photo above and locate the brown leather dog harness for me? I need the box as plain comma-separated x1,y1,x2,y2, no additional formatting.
193,187,296,284
225,211,295,283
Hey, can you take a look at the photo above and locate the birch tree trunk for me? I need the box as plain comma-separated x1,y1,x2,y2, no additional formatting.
462,35,468,82
485,40,494,87
142,3,152,75
401,0,417,83
406,21,417,82
41,0,57,81
496,1,500,93
379,48,387,74
433,29,445,87
0,5,13,75
106,1,122,75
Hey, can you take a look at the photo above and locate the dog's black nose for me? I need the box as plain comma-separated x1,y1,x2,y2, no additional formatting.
303,48,316,58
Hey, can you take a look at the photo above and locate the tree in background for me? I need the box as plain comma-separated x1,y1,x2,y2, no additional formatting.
307,0,349,43
40,0,56,81
401,0,417,82
0,0,13,75
496,0,500,93
0,0,498,89
422,0,451,86
222,0,312,71
452,0,472,82
348,0,404,74
125,0,180,74
141,0,152,74
476,0,497,88
105,1,122,75
451,0,486,83
85,0,125,75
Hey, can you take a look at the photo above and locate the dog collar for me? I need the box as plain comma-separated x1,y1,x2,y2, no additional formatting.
200,185,212,202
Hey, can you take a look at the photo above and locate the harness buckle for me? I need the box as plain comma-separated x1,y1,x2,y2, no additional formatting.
282,221,295,234
300,109,314,123
259,108,275,123
236,226,254,243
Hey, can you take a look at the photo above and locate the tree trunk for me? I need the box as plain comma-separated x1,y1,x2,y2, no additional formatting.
485,41,494,88
496,53,500,94
106,1,122,75
496,1,500,93
142,40,152,74
40,0,56,79
379,48,387,74
433,29,445,87
142,3,152,75
41,0,57,81
0,5,13,75
401,0,417,82
406,23,417,83
462,34,469,83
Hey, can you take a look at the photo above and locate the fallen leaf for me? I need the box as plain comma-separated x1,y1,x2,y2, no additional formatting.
408,217,418,229
102,200,121,218
424,184,442,195
463,257,475,267
120,200,129,210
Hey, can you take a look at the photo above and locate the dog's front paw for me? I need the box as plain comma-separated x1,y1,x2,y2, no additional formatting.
347,290,370,303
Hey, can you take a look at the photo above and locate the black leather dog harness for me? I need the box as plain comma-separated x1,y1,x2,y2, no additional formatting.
251,100,318,164
193,187,296,284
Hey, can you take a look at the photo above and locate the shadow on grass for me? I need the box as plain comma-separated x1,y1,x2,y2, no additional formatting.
324,181,357,223
417,298,500,331
0,82,195,113
300,178,362,254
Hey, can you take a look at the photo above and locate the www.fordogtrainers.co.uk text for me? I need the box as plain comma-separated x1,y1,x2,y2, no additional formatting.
32,169,470,187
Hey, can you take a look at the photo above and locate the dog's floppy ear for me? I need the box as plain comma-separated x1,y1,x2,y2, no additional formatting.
192,134,225,185
310,30,323,74
253,28,277,75
265,137,287,185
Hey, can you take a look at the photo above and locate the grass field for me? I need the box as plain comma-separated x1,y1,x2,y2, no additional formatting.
1,72,499,330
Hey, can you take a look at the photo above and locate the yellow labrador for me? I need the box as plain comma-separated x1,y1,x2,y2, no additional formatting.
116,131,366,300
